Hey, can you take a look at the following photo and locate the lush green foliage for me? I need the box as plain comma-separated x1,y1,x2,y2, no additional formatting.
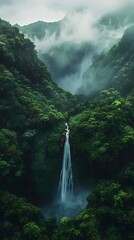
0,18,73,239
0,17,134,240
0,18,75,201
55,181,134,240
0,191,51,240
70,89,134,181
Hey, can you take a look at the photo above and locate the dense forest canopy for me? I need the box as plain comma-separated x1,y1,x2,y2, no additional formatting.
0,4,134,239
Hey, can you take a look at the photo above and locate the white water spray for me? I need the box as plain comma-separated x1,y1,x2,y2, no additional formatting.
58,123,73,202
44,123,89,220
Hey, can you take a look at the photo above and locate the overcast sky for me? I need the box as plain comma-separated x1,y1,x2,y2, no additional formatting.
0,0,133,25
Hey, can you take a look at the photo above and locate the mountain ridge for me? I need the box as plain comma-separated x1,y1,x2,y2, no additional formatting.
16,6,134,93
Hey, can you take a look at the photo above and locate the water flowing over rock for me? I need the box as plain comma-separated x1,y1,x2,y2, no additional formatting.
57,123,73,203
44,123,88,220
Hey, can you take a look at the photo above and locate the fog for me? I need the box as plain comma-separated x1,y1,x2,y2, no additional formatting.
31,7,132,94
43,188,89,220
13,1,133,94
0,0,133,25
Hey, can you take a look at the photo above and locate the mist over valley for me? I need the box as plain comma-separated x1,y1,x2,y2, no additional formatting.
0,1,134,239
18,5,134,94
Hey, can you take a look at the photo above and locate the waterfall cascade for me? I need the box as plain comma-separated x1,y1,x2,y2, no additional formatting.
44,123,88,220
57,123,73,202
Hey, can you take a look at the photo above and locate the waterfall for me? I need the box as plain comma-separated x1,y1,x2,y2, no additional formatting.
58,123,73,203
44,123,88,220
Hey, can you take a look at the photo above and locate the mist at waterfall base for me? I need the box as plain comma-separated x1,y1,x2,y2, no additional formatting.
43,188,89,220
43,124,89,220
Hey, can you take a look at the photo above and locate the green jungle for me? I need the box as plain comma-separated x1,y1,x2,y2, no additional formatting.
0,11,134,240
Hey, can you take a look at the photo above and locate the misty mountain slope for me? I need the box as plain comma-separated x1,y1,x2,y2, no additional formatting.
39,40,96,92
98,5,134,29
18,10,98,93
40,41,94,78
17,7,134,94
0,18,75,205
1,17,134,240
17,20,61,40
78,25,134,96
0,18,73,108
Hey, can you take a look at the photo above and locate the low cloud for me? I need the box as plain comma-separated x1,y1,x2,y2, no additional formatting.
33,7,128,93
0,0,65,25
46,0,134,18
33,10,99,93
0,0,133,94
0,0,133,25
0,0,17,5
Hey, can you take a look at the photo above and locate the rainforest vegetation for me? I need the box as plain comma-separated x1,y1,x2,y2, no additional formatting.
0,15,134,240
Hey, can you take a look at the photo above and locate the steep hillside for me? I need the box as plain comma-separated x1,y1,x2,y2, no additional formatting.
17,11,98,93
17,7,134,93
51,87,134,240
0,18,76,206
1,17,134,240
39,40,95,86
16,20,61,40
78,25,134,96
0,17,71,240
